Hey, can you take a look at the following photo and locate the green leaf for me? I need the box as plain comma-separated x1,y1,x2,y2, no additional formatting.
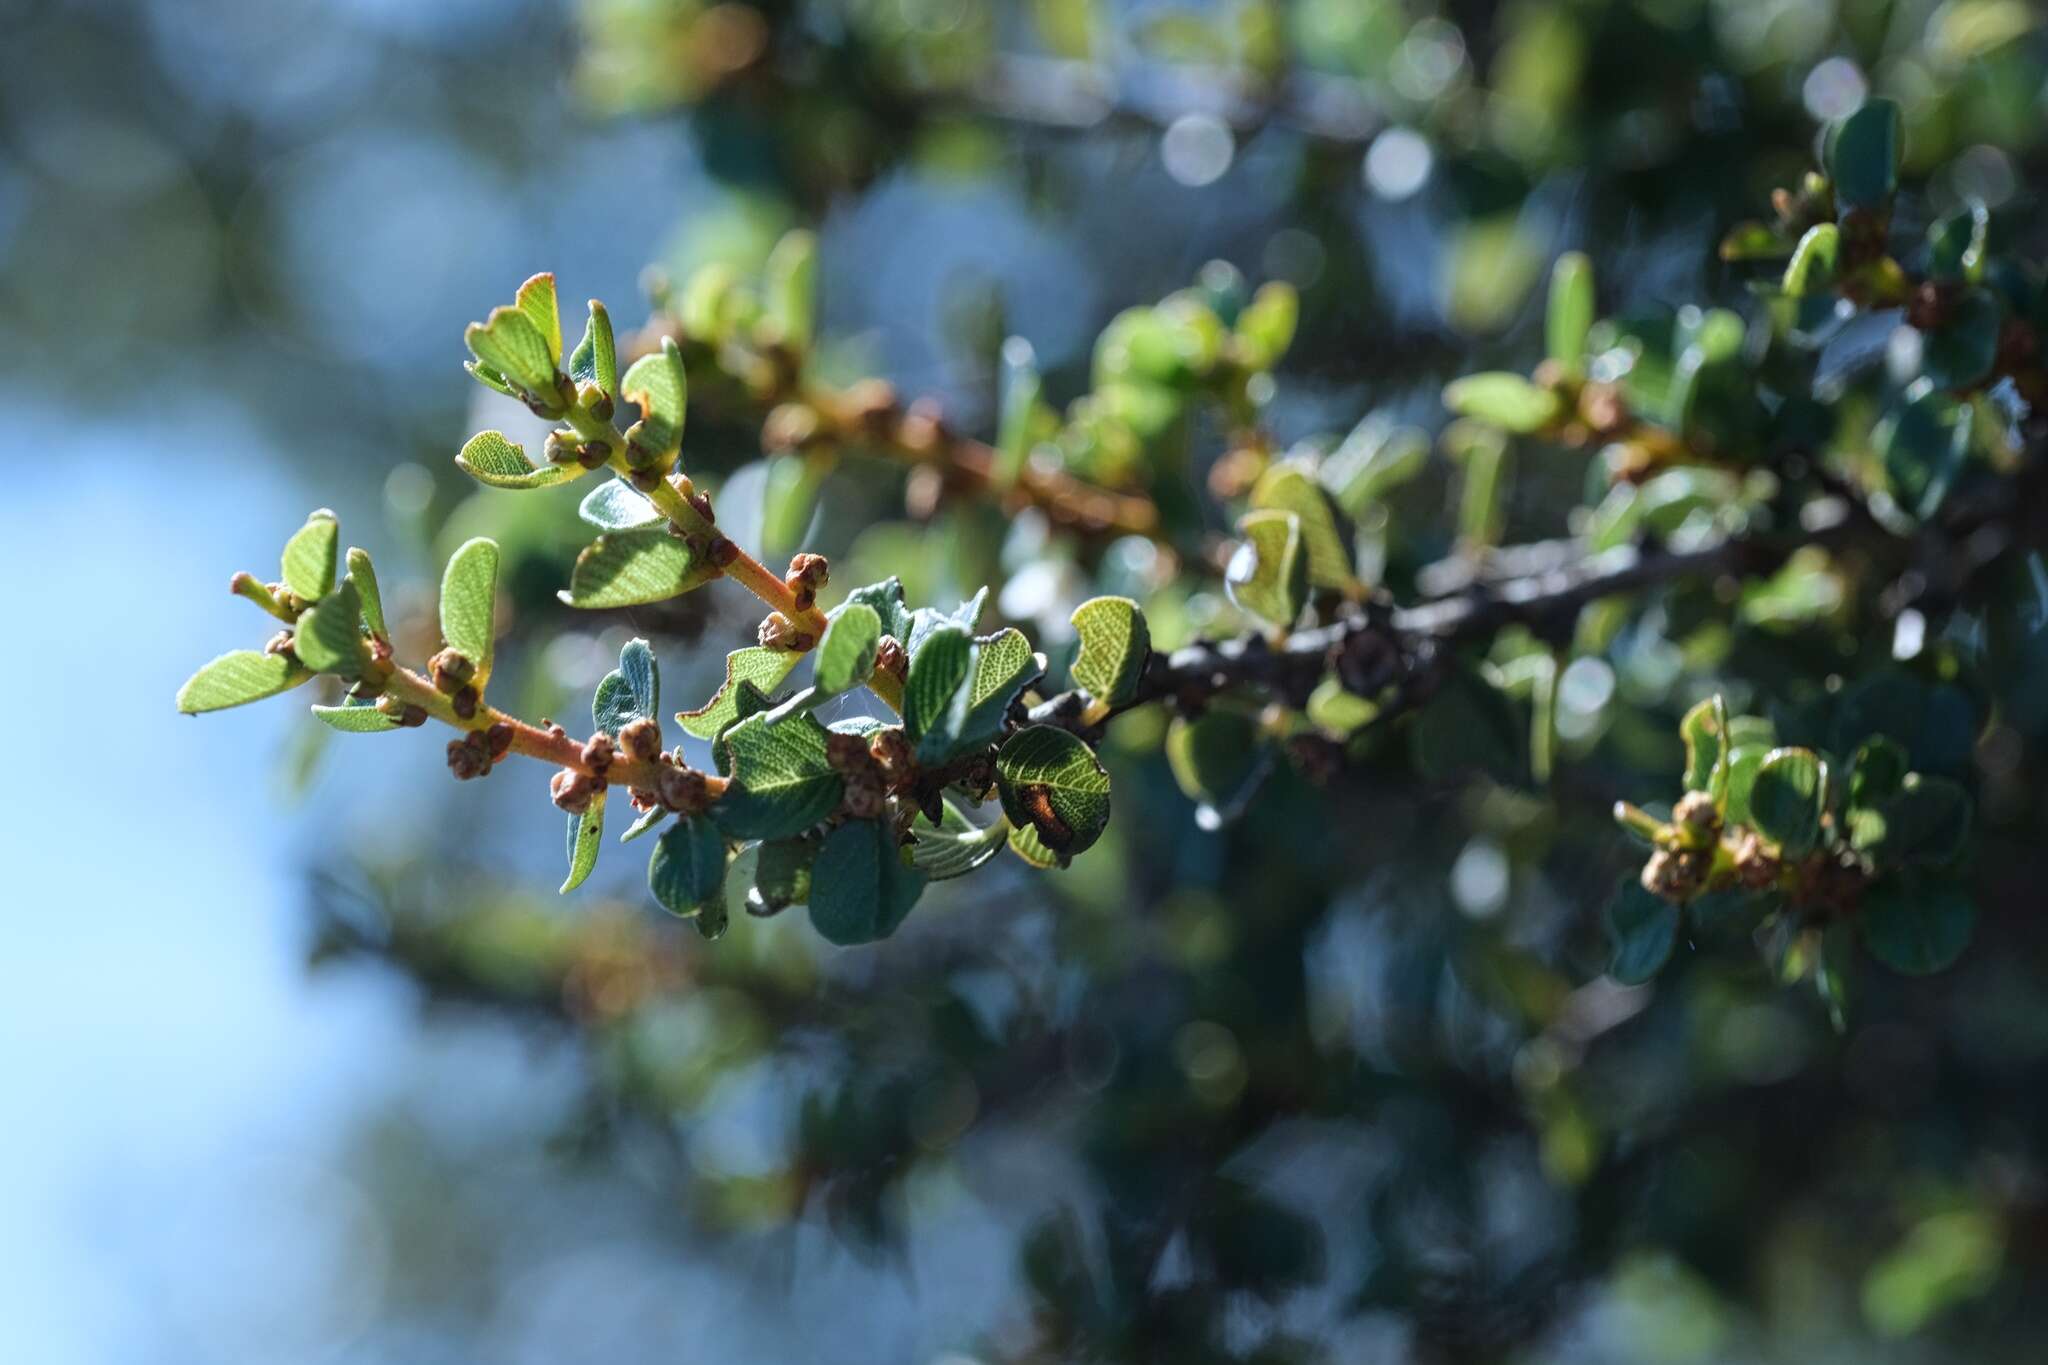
1322,415,1429,514
464,304,558,397
1847,737,1911,810
1165,709,1265,807
280,510,339,601
1781,224,1840,298
905,589,989,656
814,602,881,699
1441,372,1560,434
515,272,561,364
762,229,818,351
346,548,386,640
839,577,914,646
561,527,715,608
910,800,1011,881
311,699,398,732
648,815,727,918
568,299,619,394
937,628,1040,758
1749,747,1827,856
291,577,365,676
1919,287,2002,390
620,805,671,843
996,725,1112,861
1680,695,1730,798
1928,203,1989,283
679,647,803,739
1234,280,1297,371
1862,875,1974,975
620,337,688,460
748,838,816,914
994,337,1042,488
439,537,499,680
456,430,572,490
1849,774,1971,866
1718,221,1793,262
1410,667,1525,786
176,650,311,713
1607,881,1679,985
1250,461,1354,591
1722,743,1774,827
562,791,607,893
712,710,844,840
1822,97,1902,213
593,638,660,736
1877,386,1972,520
1546,251,1594,374
1007,821,1062,869
1226,510,1308,630
904,625,973,744
807,819,928,946
578,478,661,529
1069,596,1150,710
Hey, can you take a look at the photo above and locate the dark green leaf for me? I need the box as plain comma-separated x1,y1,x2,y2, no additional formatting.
176,650,311,713
807,819,928,946
1919,287,2002,390
1849,774,1971,866
593,638,660,736
1607,881,1680,985
1847,736,1911,810
839,577,914,646
1822,97,1902,212
904,625,973,743
1749,747,1826,856
648,815,727,918
996,725,1112,861
1862,875,1974,975
748,837,815,914
1928,203,1988,283
712,710,843,840
1165,709,1265,807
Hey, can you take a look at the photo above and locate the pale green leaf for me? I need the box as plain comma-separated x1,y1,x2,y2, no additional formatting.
562,792,607,893
1442,372,1561,434
578,478,661,529
762,229,818,351
292,577,365,675
439,537,499,679
561,528,714,609
1069,596,1150,709
678,647,801,739
457,430,571,490
1225,509,1308,630
814,602,881,698
621,337,687,459
176,650,311,713
515,271,561,363
280,510,339,601
569,299,618,393
1250,461,1354,590
346,548,386,639
312,700,398,733
910,800,1011,881
465,305,558,396
1546,251,1594,373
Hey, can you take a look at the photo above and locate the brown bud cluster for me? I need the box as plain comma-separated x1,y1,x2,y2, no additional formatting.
785,553,829,611
758,611,802,651
874,636,908,680
1672,791,1722,845
550,767,597,814
868,726,914,784
451,686,479,722
825,731,871,773
763,402,821,452
580,733,615,774
1731,829,1780,891
264,630,298,660
446,730,495,781
656,762,710,815
1286,734,1344,787
618,716,662,762
486,722,514,760
1640,847,1709,900
429,648,476,694
709,536,742,568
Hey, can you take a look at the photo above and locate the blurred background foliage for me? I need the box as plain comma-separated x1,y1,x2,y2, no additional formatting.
10,0,2048,1361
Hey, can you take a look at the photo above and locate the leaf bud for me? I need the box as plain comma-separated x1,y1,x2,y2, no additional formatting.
577,381,614,421
874,636,908,680
429,648,476,694
550,767,595,813
580,732,615,773
447,732,492,781
656,762,709,814
825,731,872,773
619,716,663,762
